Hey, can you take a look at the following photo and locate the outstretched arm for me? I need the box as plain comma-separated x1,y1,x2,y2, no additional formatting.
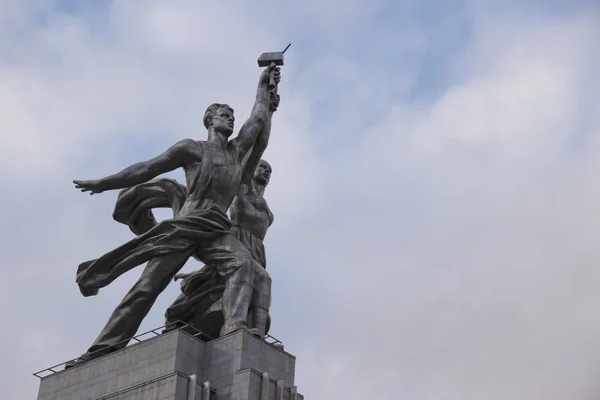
241,91,279,184
233,65,280,159
74,139,198,194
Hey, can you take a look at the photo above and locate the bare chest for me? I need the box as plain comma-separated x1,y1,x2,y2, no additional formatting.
232,194,273,225
207,145,238,167
241,194,269,212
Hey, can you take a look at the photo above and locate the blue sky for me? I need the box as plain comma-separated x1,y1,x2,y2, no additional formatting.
1,0,599,399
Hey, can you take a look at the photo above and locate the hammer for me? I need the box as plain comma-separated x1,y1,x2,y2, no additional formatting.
257,43,291,91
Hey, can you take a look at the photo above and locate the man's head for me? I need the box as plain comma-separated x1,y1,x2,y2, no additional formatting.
203,103,235,137
253,159,272,186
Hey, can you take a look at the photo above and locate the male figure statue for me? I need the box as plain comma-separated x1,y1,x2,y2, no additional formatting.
165,159,275,339
68,64,281,367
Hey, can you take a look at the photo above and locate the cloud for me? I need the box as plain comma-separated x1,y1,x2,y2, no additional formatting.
290,7,600,400
1,1,599,399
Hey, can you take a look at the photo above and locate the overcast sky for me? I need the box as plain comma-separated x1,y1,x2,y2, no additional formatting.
1,0,600,399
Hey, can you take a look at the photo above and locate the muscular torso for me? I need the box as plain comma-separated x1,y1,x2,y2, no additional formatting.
229,184,274,240
177,141,242,216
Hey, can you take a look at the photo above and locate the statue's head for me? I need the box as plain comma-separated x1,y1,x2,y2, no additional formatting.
203,103,235,137
253,159,272,186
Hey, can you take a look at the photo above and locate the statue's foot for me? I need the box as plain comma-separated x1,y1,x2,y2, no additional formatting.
220,322,250,337
64,353,93,370
247,328,263,338
162,321,182,334
246,327,284,349
79,286,99,297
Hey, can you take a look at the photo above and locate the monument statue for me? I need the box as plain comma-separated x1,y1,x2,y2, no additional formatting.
67,63,282,368
164,158,275,340
102,92,279,341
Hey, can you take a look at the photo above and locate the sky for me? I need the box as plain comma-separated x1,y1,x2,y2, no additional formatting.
1,0,599,399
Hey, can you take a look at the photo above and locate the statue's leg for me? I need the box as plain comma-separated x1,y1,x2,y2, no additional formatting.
163,291,189,333
196,233,265,337
248,268,272,337
85,248,195,358
233,231,272,337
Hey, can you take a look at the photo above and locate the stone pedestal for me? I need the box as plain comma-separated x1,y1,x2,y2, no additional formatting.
36,329,304,400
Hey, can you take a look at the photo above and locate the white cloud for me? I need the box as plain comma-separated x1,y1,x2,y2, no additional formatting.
1,1,599,400
295,8,600,400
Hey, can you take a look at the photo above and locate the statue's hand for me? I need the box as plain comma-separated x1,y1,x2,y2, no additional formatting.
269,92,280,112
73,180,104,195
260,64,281,85
272,67,281,85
